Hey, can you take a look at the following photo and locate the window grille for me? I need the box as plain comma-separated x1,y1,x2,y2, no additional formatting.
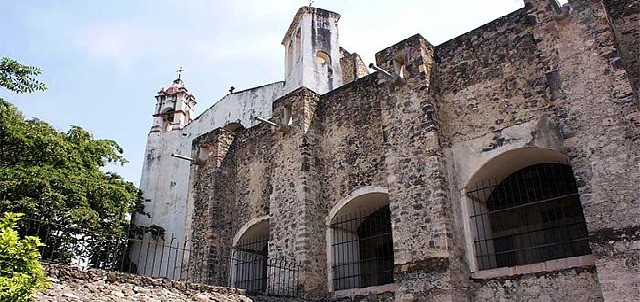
231,235,269,292
330,205,394,290
467,163,591,270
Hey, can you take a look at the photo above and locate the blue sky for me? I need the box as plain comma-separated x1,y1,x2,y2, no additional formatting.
1,0,560,185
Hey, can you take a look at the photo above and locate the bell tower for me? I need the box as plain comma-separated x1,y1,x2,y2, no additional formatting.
150,75,196,133
282,6,343,94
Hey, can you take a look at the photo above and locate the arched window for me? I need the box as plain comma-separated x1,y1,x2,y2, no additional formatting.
467,161,591,270
231,219,269,292
327,189,394,291
316,51,331,65
162,109,175,132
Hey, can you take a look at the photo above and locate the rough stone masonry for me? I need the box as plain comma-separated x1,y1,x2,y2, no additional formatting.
136,0,639,301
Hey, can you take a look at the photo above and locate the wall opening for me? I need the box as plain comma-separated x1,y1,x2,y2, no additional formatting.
466,150,591,271
393,55,408,78
328,191,393,291
286,41,293,77
283,105,293,126
161,109,175,132
223,122,245,133
294,28,301,60
316,51,331,65
231,219,269,292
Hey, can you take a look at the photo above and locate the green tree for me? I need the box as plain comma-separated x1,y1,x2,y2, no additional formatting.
0,57,46,94
0,57,159,270
0,212,49,302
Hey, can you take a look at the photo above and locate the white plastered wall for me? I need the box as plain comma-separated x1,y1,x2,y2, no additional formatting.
134,82,286,279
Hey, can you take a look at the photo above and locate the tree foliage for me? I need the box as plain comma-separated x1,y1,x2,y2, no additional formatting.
0,98,148,229
0,97,157,269
0,57,159,271
0,212,49,302
0,57,46,94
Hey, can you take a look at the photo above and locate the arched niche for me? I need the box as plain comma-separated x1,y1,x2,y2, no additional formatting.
466,147,569,192
463,147,591,272
326,187,394,292
315,51,331,65
231,216,269,292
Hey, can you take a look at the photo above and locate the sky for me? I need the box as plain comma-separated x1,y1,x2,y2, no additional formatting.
0,0,567,185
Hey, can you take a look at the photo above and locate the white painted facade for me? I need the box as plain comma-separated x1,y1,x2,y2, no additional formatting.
283,7,343,94
133,7,348,278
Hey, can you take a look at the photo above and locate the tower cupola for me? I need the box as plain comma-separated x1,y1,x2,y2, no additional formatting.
150,76,196,133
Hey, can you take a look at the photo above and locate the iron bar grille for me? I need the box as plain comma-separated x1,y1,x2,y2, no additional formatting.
230,234,299,296
0,210,301,297
467,163,591,270
330,205,394,291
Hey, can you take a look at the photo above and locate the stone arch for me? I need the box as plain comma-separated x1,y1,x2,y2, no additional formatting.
465,147,569,191
223,122,245,133
463,147,591,273
232,216,269,247
326,186,389,226
326,186,394,292
231,216,269,292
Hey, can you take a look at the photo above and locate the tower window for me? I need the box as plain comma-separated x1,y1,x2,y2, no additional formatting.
162,109,175,131
316,51,331,65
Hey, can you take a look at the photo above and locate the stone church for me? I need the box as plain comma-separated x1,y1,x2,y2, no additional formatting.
133,0,639,301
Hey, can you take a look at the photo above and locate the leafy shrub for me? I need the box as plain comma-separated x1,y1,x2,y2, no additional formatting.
0,212,49,302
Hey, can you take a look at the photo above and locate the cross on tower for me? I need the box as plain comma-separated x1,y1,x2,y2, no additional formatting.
176,66,185,79
308,0,314,7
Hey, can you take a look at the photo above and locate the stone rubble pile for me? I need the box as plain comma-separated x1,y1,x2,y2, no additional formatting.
35,264,257,302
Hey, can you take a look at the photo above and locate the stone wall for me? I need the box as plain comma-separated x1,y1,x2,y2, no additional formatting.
603,0,640,96
436,7,547,148
471,266,603,301
184,1,639,301
340,52,370,84
374,33,455,302
527,0,639,300
317,75,388,209
36,264,304,302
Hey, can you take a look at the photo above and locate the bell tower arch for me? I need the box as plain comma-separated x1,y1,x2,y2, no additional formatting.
150,76,196,133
